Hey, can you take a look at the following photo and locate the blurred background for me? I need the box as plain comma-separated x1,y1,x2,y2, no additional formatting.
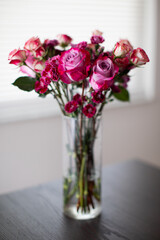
0,0,159,194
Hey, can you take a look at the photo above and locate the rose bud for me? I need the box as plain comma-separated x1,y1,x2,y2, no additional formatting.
57,34,72,47
90,56,119,91
114,40,132,57
119,39,133,50
92,30,103,36
8,49,27,66
24,37,41,52
131,48,149,66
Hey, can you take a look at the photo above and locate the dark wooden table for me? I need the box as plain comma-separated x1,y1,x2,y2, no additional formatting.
0,160,160,240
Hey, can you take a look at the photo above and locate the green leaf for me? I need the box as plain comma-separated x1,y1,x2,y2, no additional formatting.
12,77,36,92
113,86,130,102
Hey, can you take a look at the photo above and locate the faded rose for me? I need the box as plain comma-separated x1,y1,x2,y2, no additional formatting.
114,39,133,57
90,56,118,91
57,34,72,47
92,30,103,36
58,48,90,84
8,49,27,66
24,37,41,52
131,48,149,65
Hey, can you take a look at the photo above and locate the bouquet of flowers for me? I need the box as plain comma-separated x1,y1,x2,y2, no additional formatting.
8,30,149,218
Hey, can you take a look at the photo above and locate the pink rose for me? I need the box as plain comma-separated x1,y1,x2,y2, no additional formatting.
58,48,90,84
114,40,133,57
90,56,119,91
131,48,149,65
92,30,103,36
8,49,27,66
57,34,72,47
24,37,41,52
33,59,45,72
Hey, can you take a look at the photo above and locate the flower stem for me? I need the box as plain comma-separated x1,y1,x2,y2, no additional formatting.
50,85,65,115
24,62,40,76
79,153,85,211
80,81,85,163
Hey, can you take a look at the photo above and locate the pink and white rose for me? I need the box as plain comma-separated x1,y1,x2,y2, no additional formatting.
58,48,90,84
57,34,72,47
114,39,133,57
8,49,27,66
33,45,45,58
131,48,149,65
24,37,41,52
90,56,119,91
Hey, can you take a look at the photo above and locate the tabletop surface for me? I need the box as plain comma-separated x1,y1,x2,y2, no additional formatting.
0,160,160,240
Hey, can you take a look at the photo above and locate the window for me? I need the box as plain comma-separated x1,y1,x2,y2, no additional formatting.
0,0,157,122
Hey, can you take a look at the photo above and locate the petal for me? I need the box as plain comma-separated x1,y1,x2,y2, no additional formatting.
60,73,72,84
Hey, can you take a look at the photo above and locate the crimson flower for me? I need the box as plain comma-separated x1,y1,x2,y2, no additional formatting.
65,100,78,113
82,104,96,118
91,91,105,104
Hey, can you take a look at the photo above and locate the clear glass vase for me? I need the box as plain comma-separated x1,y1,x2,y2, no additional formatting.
62,115,102,220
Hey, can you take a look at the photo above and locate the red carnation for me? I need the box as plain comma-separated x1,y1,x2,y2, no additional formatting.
82,104,96,118
65,100,78,113
91,91,105,104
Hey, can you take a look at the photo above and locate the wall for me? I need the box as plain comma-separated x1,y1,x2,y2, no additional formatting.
0,2,160,195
